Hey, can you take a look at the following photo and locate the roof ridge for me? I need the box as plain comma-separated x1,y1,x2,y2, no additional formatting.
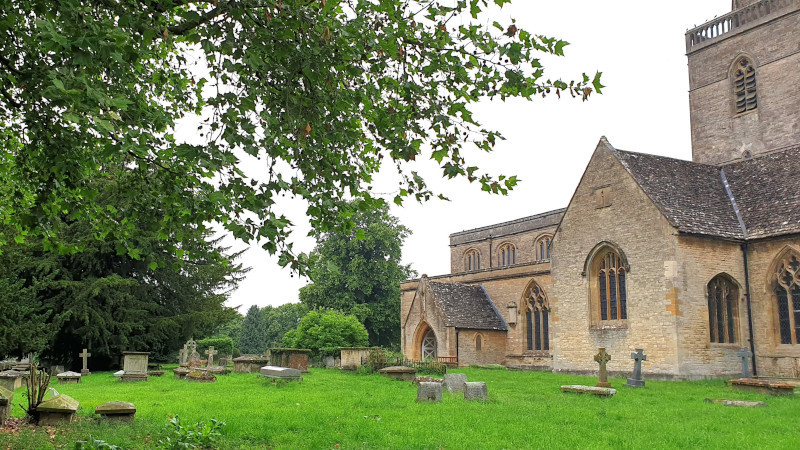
449,207,566,238
614,148,718,167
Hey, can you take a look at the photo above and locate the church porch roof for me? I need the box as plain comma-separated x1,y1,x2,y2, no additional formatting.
427,281,507,331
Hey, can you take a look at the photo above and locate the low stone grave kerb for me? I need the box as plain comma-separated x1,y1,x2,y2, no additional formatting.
416,382,442,403
56,371,82,384
186,370,217,383
37,394,80,426
730,378,795,396
259,366,302,381
704,398,767,408
378,366,417,381
464,381,488,401
413,375,444,385
0,385,13,424
561,385,617,398
444,373,467,393
95,401,137,422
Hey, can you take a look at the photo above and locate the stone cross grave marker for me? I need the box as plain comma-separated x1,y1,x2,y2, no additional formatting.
79,349,91,376
186,339,197,354
627,349,647,388
737,347,753,378
205,346,217,367
594,348,612,388
178,345,188,366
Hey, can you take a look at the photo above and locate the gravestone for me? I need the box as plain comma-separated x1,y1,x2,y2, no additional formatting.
737,347,753,378
178,345,188,366
730,378,794,396
378,366,417,381
37,394,79,426
561,385,616,398
464,382,488,401
121,352,150,382
79,348,91,376
186,370,217,383
416,382,442,402
0,370,24,391
233,355,270,373
95,401,137,422
266,348,312,373
259,366,302,381
0,385,12,425
594,348,612,388
444,373,467,393
205,346,218,368
56,371,82,384
173,366,190,380
186,339,203,367
627,349,647,388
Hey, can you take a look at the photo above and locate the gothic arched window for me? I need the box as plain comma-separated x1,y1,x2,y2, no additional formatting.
536,235,552,262
499,243,516,267
592,250,628,322
465,249,481,271
733,57,757,114
774,253,800,345
707,275,739,344
524,282,550,352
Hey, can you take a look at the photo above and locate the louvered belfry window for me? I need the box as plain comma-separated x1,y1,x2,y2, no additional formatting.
733,58,757,114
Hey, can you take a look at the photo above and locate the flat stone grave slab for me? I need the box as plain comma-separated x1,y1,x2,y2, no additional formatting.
417,382,442,403
704,398,767,408
95,401,137,422
56,371,82,384
260,366,302,381
173,367,190,379
37,394,80,426
561,385,617,398
186,370,217,383
0,385,13,424
464,381,488,401
378,366,417,381
730,378,795,396
413,375,443,385
206,365,231,375
444,373,467,393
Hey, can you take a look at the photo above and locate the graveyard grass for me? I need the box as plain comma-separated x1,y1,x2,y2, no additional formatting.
3,367,797,449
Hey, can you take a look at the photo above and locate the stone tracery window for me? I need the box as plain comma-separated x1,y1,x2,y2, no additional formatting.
774,254,800,345
707,275,739,344
593,250,627,322
536,235,552,262
499,243,516,267
524,282,549,351
733,57,757,114
465,249,481,272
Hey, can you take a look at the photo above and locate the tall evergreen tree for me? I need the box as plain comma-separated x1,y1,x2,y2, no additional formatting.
239,305,266,354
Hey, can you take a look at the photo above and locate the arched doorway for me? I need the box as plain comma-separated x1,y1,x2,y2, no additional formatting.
421,328,438,360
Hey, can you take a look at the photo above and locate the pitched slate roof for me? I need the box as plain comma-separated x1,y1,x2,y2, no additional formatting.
612,144,800,240
724,146,800,239
428,281,507,331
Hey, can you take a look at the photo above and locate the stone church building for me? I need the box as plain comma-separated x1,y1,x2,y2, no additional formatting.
400,0,800,379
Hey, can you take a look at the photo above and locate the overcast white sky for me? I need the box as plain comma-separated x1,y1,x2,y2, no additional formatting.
223,1,731,312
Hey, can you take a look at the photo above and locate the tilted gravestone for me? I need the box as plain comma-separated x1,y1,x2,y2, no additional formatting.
416,382,442,403
444,373,467,393
627,349,647,388
464,382,488,401
594,348,612,388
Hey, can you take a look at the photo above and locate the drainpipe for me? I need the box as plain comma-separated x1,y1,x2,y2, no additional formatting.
455,329,460,367
741,242,757,376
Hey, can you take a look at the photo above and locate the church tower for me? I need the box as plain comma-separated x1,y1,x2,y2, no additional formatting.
686,0,800,164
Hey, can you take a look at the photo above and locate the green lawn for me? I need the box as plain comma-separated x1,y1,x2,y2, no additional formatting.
2,367,797,449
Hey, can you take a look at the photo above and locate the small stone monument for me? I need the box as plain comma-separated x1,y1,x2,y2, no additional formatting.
205,346,218,368
95,401,137,422
0,385,13,425
594,348,612,388
178,345,188,367
173,366,190,379
259,366,302,381
37,394,80,426
378,366,417,381
627,349,647,388
121,351,150,382
0,370,24,391
444,373,467,393
737,347,753,378
464,381,488,401
561,385,616,398
56,371,82,385
186,370,217,383
78,348,91,376
416,382,442,402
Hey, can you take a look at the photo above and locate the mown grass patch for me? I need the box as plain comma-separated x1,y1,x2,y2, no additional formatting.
2,367,797,448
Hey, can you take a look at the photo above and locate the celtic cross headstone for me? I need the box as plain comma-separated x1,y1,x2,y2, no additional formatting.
594,348,612,388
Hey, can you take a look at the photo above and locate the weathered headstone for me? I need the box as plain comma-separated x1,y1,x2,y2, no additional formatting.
37,394,79,426
56,371,82,384
0,385,13,425
378,366,417,381
178,345,188,366
444,373,467,393
464,381,488,401
594,348,612,388
121,351,150,382
0,370,24,391
416,381,442,402
205,346,218,368
79,348,91,376
259,366,302,381
96,401,137,422
627,349,647,388
266,348,312,373
737,347,753,378
233,355,270,373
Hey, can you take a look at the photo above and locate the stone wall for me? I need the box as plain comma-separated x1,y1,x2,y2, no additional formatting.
687,4,800,164
551,140,682,377
456,330,507,366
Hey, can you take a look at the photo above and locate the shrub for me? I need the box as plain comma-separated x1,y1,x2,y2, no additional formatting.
283,310,369,358
158,415,225,449
196,337,234,357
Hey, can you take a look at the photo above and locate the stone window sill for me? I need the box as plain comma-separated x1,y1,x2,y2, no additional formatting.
709,343,741,350
589,322,628,331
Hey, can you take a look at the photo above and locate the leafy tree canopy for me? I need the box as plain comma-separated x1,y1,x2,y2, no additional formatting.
0,0,602,270
238,304,267,354
300,201,413,347
283,309,369,358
